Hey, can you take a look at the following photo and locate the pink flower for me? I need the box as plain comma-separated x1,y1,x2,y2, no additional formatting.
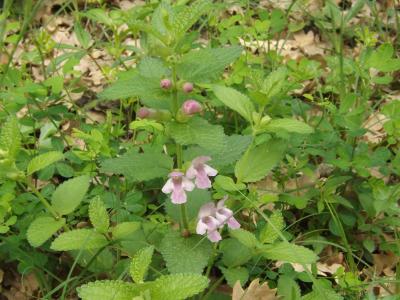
137,107,152,118
186,156,217,189
215,198,240,229
160,78,172,89
162,171,194,204
196,203,222,242
182,82,194,93
182,100,202,115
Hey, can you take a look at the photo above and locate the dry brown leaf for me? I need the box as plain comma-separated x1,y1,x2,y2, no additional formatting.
362,112,388,144
232,278,278,300
373,252,399,276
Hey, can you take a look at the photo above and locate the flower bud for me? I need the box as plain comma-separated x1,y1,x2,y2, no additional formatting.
182,100,202,115
137,107,152,119
160,78,172,89
182,82,194,93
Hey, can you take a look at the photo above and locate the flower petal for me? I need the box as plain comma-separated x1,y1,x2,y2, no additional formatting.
198,202,216,218
171,188,187,204
216,207,233,224
196,219,208,235
161,178,174,194
182,177,195,191
227,217,241,229
192,156,211,166
207,230,222,242
204,164,218,177
185,166,197,179
195,168,212,189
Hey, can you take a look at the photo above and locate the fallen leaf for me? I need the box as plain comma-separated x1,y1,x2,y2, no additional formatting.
232,278,278,300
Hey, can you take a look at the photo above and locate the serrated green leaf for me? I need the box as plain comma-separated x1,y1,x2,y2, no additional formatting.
74,22,92,49
235,139,285,183
184,134,252,168
230,229,259,248
220,267,249,287
167,117,225,152
302,282,343,300
89,197,109,233
51,175,90,215
27,217,65,247
101,151,173,182
260,67,288,105
220,238,252,267
130,246,154,283
263,118,314,134
51,229,107,251
99,71,168,109
177,47,242,83
112,222,141,240
278,275,301,300
171,0,211,38
0,116,21,158
165,189,211,222
261,242,318,264
77,280,142,300
212,85,255,122
27,151,64,175
150,274,209,300
138,57,168,79
159,231,212,274
260,211,285,244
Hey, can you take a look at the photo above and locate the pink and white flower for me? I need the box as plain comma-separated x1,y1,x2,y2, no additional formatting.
215,198,241,229
196,198,240,242
162,171,195,204
196,202,222,242
186,156,217,189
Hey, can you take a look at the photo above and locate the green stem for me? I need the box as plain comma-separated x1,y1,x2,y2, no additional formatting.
26,179,60,220
171,63,190,232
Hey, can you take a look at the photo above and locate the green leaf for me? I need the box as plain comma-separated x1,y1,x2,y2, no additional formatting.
214,175,246,191
177,46,242,83
112,222,141,240
278,275,301,300
230,229,259,248
167,117,225,152
302,281,343,300
129,119,164,132
235,139,285,183
138,57,168,79
263,118,314,134
89,197,109,233
261,242,318,264
51,229,108,251
150,274,209,300
74,22,92,49
51,175,90,215
27,151,64,175
260,211,285,244
220,267,249,287
0,116,21,158
77,280,142,300
220,238,253,267
27,217,66,247
212,85,255,122
99,71,167,109
130,246,154,283
171,0,212,38
260,67,288,104
165,189,211,222
101,151,173,182
159,231,212,274
184,134,252,168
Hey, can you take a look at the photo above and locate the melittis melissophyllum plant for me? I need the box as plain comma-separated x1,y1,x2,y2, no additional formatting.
0,1,328,299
